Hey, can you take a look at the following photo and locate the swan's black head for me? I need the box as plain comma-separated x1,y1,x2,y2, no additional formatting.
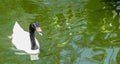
29,22,42,34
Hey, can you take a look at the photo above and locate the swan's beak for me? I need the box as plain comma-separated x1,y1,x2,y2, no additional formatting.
36,27,42,36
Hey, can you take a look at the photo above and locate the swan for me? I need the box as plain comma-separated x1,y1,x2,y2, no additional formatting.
10,21,42,60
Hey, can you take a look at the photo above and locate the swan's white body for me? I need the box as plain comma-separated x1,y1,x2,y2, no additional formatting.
11,22,40,54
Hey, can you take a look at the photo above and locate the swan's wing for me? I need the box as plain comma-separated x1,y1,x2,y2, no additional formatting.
13,21,24,34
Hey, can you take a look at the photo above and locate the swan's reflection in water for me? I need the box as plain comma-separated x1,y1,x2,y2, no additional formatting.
30,54,39,60
13,50,39,60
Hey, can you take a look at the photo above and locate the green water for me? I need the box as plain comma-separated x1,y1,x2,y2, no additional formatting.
0,0,120,64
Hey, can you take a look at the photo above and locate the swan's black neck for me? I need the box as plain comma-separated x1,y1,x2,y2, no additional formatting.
29,22,39,50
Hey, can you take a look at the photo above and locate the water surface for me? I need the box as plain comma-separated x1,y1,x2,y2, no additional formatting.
0,0,120,64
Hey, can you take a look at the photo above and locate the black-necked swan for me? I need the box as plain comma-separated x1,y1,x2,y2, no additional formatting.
11,21,42,60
